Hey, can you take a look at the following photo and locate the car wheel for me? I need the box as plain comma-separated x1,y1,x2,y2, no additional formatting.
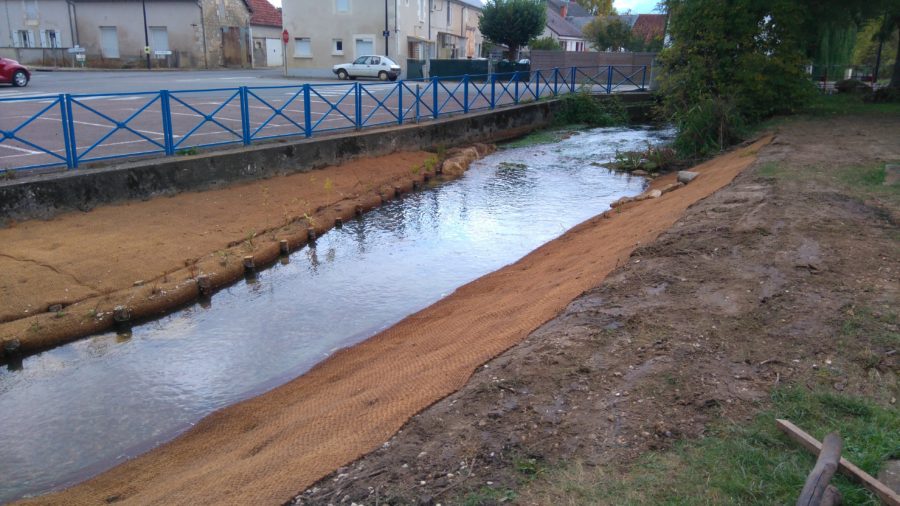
378,71,388,81
12,70,28,87
389,75,398,82
337,69,348,80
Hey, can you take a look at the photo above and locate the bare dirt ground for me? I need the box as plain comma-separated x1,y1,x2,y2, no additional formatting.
19,133,769,505
293,115,900,505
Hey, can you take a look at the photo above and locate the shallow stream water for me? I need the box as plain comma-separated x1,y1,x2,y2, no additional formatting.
0,126,672,503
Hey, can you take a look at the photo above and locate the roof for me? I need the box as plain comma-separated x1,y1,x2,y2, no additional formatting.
546,0,590,17
631,14,666,42
248,0,281,27
545,7,584,39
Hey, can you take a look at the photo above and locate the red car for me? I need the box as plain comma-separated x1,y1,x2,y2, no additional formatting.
0,57,31,87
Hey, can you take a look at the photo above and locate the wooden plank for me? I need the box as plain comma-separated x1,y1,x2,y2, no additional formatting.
797,432,842,506
777,419,900,506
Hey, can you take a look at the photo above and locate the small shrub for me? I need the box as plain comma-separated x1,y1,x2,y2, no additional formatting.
835,79,871,94
672,96,746,158
555,92,627,127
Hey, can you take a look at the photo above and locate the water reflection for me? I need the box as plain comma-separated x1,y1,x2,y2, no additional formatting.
0,126,672,503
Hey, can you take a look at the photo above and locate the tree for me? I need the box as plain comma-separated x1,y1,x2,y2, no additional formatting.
584,16,634,51
529,36,563,51
479,0,547,60
575,0,613,16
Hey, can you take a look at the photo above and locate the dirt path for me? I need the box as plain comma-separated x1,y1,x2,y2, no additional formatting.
19,136,771,505
294,115,900,505
0,150,451,355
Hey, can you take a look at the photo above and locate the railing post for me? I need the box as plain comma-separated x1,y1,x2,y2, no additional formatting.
160,90,175,156
58,93,74,169
490,73,496,109
463,74,469,113
641,65,647,90
65,94,78,168
397,82,404,125
303,83,311,137
432,77,439,119
606,65,614,94
570,66,576,93
536,70,542,99
415,83,421,123
553,67,559,96
239,86,251,145
355,82,362,129
514,71,519,104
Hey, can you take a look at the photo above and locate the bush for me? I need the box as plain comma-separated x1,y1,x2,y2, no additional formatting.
555,92,627,127
864,87,900,103
672,97,747,158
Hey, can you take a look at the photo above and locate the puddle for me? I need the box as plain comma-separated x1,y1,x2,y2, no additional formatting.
0,125,673,503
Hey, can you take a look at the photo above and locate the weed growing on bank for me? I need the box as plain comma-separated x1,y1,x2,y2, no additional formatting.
555,92,628,127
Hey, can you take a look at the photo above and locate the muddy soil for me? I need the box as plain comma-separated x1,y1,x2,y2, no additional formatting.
295,115,899,505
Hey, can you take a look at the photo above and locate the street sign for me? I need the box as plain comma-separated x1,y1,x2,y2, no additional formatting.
282,29,289,44
144,46,151,55
382,30,390,38
75,54,86,61
67,46,85,54
154,50,172,56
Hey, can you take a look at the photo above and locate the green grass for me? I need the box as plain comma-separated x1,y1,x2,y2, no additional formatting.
752,93,900,135
841,305,900,349
501,127,584,149
520,388,899,505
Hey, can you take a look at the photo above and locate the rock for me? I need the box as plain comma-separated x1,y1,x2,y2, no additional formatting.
3,339,21,356
647,189,662,199
610,196,634,208
660,182,685,194
878,460,900,494
677,171,699,184
632,170,648,176
48,303,63,313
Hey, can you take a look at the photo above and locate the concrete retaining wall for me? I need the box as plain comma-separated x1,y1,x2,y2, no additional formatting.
0,94,652,222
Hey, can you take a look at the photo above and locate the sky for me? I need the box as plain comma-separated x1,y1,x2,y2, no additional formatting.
267,0,661,14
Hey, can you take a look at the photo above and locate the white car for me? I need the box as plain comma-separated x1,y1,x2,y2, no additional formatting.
333,55,401,81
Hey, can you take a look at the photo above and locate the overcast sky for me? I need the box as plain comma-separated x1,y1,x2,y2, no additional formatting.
268,0,661,14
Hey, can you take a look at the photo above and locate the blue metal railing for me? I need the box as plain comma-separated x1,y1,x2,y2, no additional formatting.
0,65,647,172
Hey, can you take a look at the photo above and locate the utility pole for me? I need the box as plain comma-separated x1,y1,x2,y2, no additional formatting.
384,0,389,57
426,0,432,77
142,0,151,69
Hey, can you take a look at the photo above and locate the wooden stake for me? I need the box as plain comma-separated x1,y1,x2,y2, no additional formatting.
197,274,211,296
797,432,842,506
777,419,900,506
307,227,316,242
279,239,289,255
335,217,343,228
243,256,255,272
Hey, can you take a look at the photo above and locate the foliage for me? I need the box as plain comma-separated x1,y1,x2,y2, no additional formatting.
853,19,898,82
479,0,547,60
611,142,678,173
657,0,818,157
574,0,614,16
554,92,627,127
529,36,563,51
520,388,898,505
584,16,664,52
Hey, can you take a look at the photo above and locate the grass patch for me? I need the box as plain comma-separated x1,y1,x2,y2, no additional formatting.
501,127,584,149
519,388,899,505
841,305,900,349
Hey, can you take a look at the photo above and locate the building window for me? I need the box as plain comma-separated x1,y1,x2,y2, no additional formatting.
16,30,34,48
446,0,452,25
150,26,169,52
24,0,38,20
336,0,349,13
294,37,311,57
418,0,425,22
100,26,119,58
332,39,344,55
40,30,61,48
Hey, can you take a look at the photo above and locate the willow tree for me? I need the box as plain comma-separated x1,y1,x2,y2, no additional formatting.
479,0,547,60
575,0,614,16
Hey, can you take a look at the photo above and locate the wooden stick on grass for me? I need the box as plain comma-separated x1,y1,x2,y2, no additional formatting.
777,419,900,506
796,431,842,506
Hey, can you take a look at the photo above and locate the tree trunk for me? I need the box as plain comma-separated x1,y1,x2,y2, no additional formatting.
891,16,900,88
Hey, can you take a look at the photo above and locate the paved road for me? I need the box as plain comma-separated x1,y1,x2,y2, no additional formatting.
1,68,644,171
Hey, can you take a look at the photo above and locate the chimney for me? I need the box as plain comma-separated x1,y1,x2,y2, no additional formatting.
560,1,568,18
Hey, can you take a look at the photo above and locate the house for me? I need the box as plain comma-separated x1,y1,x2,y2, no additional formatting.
630,14,666,45
281,0,484,79
540,0,591,52
249,0,283,67
0,0,252,68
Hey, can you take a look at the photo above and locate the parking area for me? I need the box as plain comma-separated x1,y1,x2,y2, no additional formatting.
0,67,648,171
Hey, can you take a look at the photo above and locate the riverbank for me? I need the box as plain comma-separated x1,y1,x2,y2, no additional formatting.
295,111,900,504
0,146,506,358
16,129,770,503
